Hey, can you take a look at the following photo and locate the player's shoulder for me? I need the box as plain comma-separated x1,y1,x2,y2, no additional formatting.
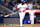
24,3,27,6
17,3,22,6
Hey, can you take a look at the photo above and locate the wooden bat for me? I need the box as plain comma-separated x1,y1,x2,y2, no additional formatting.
4,12,17,17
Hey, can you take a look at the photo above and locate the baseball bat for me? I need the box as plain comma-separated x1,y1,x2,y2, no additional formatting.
4,12,17,17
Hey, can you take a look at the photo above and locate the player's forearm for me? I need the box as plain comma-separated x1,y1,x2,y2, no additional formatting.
17,8,19,11
17,8,21,12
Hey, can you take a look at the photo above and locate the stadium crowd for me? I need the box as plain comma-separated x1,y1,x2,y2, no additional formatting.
0,0,40,12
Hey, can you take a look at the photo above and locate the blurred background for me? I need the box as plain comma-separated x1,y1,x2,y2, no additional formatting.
0,0,40,25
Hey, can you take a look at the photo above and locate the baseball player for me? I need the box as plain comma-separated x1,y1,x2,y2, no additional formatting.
17,1,28,27
29,10,36,24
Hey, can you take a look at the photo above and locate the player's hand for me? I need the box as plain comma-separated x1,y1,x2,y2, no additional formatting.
26,8,29,10
23,10,25,12
18,10,21,13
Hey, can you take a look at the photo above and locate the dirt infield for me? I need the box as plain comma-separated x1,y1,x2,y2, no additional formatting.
0,25,40,27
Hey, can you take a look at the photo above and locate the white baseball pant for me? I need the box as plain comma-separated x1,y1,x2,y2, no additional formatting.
19,12,26,26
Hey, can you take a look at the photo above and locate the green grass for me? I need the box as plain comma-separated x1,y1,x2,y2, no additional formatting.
0,24,40,26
